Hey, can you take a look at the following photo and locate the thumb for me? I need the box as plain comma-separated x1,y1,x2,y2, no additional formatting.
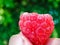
46,38,60,45
9,33,24,45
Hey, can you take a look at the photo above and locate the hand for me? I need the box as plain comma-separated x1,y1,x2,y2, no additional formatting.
9,32,32,45
9,32,60,45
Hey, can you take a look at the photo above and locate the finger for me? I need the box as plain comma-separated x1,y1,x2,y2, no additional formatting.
46,38,60,45
9,34,24,45
20,32,33,45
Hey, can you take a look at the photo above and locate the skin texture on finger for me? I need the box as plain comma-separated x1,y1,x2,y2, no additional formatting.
46,38,60,45
9,32,33,45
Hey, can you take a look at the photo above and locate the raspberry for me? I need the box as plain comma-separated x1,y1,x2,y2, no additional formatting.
19,12,54,45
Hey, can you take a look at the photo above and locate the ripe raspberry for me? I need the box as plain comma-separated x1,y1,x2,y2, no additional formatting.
19,12,54,45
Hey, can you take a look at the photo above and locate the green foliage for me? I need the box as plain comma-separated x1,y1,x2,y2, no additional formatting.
0,0,60,45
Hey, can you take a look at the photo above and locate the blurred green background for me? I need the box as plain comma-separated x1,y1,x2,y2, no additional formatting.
0,0,60,45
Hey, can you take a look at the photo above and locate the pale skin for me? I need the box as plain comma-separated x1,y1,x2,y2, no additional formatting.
9,32,60,45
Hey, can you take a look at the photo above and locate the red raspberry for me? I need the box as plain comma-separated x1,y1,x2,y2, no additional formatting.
19,12,54,45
